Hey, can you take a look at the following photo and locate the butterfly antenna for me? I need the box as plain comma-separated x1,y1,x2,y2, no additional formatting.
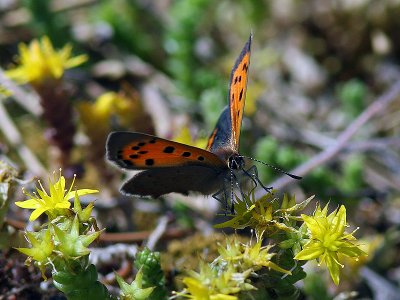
238,156,302,180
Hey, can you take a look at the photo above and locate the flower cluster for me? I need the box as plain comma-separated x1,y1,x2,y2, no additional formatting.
177,235,291,299
5,36,87,84
294,204,366,285
15,171,100,277
15,169,97,221
178,191,367,299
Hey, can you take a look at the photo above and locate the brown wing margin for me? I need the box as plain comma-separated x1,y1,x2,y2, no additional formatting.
228,34,252,151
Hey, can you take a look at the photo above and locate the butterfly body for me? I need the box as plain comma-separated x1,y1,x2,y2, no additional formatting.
106,35,253,200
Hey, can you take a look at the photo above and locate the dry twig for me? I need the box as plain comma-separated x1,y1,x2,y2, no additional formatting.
258,80,400,196
0,99,46,177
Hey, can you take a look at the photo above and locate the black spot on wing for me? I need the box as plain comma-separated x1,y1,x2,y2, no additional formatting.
182,152,191,157
163,146,175,153
145,159,154,166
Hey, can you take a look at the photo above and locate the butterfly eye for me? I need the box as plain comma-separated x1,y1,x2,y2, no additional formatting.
228,156,244,170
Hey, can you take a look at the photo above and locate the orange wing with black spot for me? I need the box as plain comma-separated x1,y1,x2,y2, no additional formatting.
107,132,227,170
228,35,252,151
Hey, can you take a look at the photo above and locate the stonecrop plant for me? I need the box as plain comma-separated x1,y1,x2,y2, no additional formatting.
173,192,367,299
14,170,160,300
14,169,367,299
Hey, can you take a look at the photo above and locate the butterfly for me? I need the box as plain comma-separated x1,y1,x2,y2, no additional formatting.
106,35,299,208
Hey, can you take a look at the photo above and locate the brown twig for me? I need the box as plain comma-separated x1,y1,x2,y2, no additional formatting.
99,227,189,243
257,80,400,196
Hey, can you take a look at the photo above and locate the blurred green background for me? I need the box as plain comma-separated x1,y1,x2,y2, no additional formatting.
1,0,400,299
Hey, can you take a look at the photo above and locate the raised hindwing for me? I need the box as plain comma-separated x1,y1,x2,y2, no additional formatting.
228,35,252,151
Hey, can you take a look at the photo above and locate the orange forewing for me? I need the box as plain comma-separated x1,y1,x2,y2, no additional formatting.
229,35,252,150
206,127,218,151
108,132,227,169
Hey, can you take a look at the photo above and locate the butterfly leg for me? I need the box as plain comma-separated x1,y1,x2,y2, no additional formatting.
212,185,230,214
243,165,273,194
231,172,247,207
246,166,272,193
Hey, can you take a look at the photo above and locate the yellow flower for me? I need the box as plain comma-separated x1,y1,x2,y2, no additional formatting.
15,170,98,221
79,91,140,137
173,127,208,149
178,262,253,299
5,36,87,84
215,192,313,240
294,204,366,285
218,237,290,275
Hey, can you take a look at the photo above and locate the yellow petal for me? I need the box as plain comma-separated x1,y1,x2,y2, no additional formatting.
65,54,88,68
294,242,324,261
15,199,40,209
211,294,238,300
55,201,71,209
65,189,99,200
182,277,209,299
29,207,48,221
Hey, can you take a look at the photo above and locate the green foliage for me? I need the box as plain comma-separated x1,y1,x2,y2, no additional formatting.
200,87,227,130
164,0,224,101
93,0,164,68
22,0,71,46
134,248,167,300
303,272,332,300
171,202,195,229
254,137,306,182
337,79,367,118
53,264,111,300
339,155,365,193
301,166,336,195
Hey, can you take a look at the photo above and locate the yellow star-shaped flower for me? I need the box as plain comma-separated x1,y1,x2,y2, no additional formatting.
15,170,98,221
6,36,87,84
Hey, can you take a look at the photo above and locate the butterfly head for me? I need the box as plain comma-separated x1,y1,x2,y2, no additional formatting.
228,154,245,170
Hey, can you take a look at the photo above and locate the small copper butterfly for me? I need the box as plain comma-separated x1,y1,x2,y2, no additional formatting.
106,35,300,208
